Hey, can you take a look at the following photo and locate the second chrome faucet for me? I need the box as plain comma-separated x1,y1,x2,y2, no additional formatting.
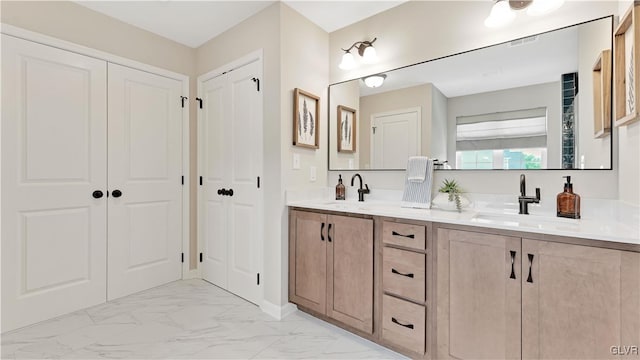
351,173,370,202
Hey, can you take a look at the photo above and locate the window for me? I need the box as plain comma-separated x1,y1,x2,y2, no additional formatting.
455,107,548,169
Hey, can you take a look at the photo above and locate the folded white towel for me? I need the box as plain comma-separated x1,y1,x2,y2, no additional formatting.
406,156,429,183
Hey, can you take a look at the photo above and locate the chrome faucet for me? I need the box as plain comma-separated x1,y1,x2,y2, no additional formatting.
518,174,540,215
351,173,370,202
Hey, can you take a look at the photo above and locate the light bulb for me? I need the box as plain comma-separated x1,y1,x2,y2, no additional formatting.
339,51,356,70
484,0,515,28
362,46,377,64
527,0,565,16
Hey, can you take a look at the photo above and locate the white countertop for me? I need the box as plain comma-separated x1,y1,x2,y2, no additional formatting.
286,188,640,247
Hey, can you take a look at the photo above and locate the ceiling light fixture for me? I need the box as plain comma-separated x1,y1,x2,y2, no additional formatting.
484,0,564,28
363,74,386,88
339,38,378,70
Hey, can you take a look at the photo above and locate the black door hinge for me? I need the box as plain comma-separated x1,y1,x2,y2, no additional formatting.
196,97,203,109
199,176,203,186
257,176,260,189
199,252,203,262
181,176,184,185
180,96,188,108
181,253,184,263
251,77,260,92
257,273,260,285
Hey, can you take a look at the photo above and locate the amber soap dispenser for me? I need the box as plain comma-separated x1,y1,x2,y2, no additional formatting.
336,175,345,200
557,176,580,219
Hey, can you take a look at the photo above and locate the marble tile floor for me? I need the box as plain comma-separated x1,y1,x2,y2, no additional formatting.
1,279,406,359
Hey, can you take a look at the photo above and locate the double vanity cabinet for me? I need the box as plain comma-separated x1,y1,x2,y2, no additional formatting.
288,206,640,359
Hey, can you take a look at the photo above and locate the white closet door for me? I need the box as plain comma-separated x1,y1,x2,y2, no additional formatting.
371,107,421,169
1,35,107,332
200,74,229,289
107,63,183,300
226,61,262,305
199,59,263,305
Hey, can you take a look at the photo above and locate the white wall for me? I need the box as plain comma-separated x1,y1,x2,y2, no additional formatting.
431,85,448,162
446,82,562,168
328,1,629,203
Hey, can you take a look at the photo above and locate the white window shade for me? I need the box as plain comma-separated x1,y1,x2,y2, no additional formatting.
456,108,547,151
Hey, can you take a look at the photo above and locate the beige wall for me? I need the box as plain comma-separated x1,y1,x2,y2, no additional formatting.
328,0,632,203
329,80,360,169
358,84,431,168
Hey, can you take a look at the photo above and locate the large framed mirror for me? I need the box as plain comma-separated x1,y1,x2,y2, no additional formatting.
328,16,613,171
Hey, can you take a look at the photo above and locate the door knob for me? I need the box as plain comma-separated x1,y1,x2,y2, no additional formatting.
92,190,104,199
112,189,123,198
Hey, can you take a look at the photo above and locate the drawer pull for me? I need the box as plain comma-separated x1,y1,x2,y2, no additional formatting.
391,317,414,329
391,268,414,278
509,250,516,280
392,230,415,239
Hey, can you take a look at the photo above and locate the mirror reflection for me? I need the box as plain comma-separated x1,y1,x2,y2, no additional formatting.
328,16,613,171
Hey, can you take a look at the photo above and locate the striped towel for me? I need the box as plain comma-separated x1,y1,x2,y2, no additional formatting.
406,156,429,182
401,156,434,209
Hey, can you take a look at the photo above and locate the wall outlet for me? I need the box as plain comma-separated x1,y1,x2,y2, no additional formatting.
309,166,317,182
293,154,300,169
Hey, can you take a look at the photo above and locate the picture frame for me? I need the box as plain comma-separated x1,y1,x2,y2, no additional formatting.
293,88,320,149
337,105,357,153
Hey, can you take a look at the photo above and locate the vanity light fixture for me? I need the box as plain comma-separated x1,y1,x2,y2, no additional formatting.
363,74,386,88
485,0,565,28
339,38,378,70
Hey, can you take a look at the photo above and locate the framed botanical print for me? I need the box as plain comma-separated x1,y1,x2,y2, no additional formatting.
293,88,320,149
337,105,356,153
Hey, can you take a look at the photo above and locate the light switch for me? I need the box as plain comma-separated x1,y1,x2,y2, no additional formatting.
309,166,317,182
293,154,300,169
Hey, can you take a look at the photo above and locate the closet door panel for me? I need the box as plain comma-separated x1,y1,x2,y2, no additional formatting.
107,63,183,300
1,35,107,332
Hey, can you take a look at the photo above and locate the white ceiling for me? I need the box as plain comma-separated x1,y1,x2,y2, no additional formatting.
74,1,408,48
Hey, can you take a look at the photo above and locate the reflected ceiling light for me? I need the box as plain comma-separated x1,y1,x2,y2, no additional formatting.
484,0,516,28
527,0,565,16
363,74,386,88
484,0,564,28
339,38,377,70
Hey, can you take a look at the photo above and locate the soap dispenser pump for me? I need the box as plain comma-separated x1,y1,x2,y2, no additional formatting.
336,175,345,200
557,176,580,219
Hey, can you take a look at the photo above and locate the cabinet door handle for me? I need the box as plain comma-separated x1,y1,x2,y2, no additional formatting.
527,254,534,283
392,231,415,239
320,223,325,241
391,268,414,278
328,223,332,242
391,317,414,329
509,250,516,279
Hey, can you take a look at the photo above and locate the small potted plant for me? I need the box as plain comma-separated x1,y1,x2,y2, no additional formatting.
433,179,469,212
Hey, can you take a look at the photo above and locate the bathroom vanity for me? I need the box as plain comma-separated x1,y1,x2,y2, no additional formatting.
287,198,640,359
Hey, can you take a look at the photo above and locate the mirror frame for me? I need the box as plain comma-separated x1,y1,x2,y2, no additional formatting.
327,15,614,172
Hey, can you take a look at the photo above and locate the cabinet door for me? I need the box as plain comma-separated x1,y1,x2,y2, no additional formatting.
289,210,327,314
326,215,374,333
436,228,521,359
522,240,640,360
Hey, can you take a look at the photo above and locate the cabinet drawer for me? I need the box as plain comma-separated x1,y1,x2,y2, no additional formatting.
382,221,425,250
382,295,426,354
383,247,425,303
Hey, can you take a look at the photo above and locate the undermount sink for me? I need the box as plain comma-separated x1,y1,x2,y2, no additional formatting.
471,212,580,231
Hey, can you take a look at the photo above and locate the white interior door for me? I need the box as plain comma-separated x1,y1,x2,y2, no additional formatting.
226,61,263,305
1,35,108,332
371,107,421,169
107,63,183,300
199,58,263,305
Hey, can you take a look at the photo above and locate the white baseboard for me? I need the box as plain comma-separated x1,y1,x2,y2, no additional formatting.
261,300,298,320
182,269,200,280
